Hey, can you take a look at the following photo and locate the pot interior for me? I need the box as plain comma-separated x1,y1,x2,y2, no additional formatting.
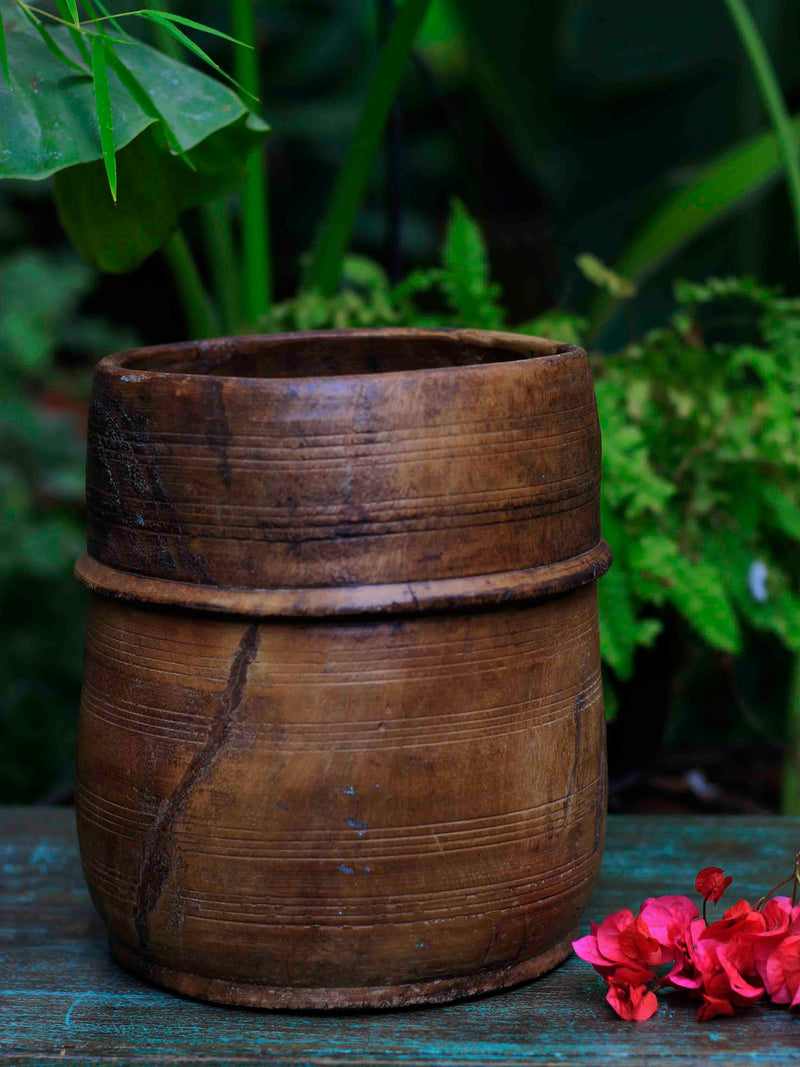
120,331,573,380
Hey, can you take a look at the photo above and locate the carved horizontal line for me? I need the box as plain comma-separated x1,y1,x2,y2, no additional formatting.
81,844,599,927
85,622,597,687
87,611,595,671
93,401,598,449
88,498,599,551
76,776,602,858
86,485,600,539
178,803,600,863
92,417,594,453
92,605,590,653
77,794,599,864
82,826,598,894
80,673,600,749
83,666,596,723
89,465,597,511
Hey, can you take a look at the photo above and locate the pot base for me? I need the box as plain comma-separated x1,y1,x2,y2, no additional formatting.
109,932,577,1010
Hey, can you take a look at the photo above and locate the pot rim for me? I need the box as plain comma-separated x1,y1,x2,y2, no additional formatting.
98,327,585,387
75,541,611,618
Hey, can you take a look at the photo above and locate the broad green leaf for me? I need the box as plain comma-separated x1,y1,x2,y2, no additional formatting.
33,22,89,75
91,34,116,200
0,6,267,181
54,114,265,271
0,6,10,89
591,115,800,330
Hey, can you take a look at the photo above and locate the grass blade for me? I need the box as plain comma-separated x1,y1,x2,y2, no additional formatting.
64,0,80,26
90,0,126,36
1,8,12,90
104,45,195,167
55,0,91,62
134,11,254,99
590,115,800,333
91,34,117,200
144,11,251,48
723,0,800,259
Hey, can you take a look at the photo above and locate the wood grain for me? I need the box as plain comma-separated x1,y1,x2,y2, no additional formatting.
84,329,601,589
75,327,610,1007
3,810,800,1065
76,585,606,1004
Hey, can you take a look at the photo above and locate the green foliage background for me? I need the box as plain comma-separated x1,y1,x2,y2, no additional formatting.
1,0,800,803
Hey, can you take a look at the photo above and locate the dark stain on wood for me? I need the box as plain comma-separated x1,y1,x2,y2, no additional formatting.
132,622,260,951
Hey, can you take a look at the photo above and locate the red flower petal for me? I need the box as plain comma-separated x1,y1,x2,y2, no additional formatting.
605,979,659,1021
697,994,736,1022
695,867,733,903
764,935,800,1005
639,895,699,958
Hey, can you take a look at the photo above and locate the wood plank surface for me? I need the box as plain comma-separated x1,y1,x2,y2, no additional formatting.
1,809,799,1065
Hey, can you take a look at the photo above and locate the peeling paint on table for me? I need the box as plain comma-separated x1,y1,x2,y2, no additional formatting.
2,809,800,1065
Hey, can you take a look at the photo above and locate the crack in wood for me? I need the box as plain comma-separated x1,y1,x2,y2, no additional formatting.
132,622,261,952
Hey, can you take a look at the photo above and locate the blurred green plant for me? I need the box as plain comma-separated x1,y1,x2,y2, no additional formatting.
261,201,800,807
0,246,138,801
592,0,800,335
0,0,268,291
0,0,437,334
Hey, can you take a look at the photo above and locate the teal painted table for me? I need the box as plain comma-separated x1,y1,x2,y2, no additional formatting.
2,809,799,1065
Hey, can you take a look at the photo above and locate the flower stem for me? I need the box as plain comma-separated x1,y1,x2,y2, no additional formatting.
755,872,795,910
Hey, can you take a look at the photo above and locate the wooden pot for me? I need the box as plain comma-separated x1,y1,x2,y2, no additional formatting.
74,328,611,1009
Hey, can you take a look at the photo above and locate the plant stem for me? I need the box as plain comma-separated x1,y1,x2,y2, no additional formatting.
200,198,241,334
305,0,433,295
723,0,800,261
781,652,800,814
232,0,270,323
164,230,220,339
377,0,403,284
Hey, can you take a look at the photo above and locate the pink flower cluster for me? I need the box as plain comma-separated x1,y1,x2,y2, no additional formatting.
573,866,800,1021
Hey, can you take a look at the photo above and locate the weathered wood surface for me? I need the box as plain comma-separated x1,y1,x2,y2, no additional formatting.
2,810,800,1065
75,329,610,1007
